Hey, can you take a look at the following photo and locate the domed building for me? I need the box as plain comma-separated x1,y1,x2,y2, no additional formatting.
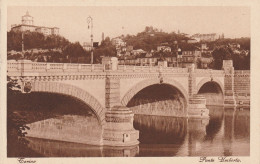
11,11,59,35
22,11,34,25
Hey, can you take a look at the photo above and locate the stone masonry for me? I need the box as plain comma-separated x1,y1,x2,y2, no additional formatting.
7,58,249,146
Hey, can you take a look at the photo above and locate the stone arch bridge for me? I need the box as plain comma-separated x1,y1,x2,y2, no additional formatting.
7,58,247,147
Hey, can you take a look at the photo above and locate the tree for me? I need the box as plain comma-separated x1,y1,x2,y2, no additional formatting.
92,37,116,63
7,31,70,51
7,76,31,156
212,46,232,70
63,42,87,60
231,51,250,70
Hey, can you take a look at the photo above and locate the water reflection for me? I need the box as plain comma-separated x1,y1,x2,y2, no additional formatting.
25,137,139,157
222,108,250,156
205,106,224,141
25,115,102,146
134,115,187,144
16,106,250,157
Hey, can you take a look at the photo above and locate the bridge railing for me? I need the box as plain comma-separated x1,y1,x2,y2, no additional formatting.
117,65,157,72
8,60,230,75
234,70,250,74
8,60,190,74
194,69,224,75
7,60,105,73
162,67,189,73
7,60,20,71
117,65,188,73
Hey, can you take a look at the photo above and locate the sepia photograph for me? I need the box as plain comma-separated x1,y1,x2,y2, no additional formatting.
3,3,255,161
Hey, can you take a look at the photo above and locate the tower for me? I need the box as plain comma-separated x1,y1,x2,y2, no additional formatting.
22,11,34,25
102,32,104,41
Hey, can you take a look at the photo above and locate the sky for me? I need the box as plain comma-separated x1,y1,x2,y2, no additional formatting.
7,6,250,44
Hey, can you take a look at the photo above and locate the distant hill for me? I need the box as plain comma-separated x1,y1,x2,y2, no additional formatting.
121,26,250,52
7,31,89,63
122,26,190,51
7,31,70,51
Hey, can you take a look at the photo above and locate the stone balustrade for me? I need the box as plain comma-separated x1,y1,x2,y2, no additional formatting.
234,70,250,74
8,60,191,74
195,69,224,75
7,60,105,73
117,65,188,73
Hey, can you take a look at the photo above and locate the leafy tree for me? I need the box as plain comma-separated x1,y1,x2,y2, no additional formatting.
212,46,232,70
7,31,70,51
231,51,250,70
7,76,31,157
63,42,88,62
92,37,116,63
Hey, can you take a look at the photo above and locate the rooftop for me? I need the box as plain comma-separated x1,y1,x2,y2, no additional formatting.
23,11,32,17
11,24,59,30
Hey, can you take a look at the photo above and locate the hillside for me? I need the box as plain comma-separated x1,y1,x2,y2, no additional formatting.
7,31,70,51
122,26,190,51
7,31,89,63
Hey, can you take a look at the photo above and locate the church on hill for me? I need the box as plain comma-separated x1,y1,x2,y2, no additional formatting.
11,11,59,36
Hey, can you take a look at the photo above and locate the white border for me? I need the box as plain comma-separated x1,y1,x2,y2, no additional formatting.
1,0,260,164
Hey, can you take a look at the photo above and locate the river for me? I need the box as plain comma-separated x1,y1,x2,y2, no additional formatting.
8,106,250,157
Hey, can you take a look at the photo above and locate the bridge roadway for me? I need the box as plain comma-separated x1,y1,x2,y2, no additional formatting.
7,58,240,147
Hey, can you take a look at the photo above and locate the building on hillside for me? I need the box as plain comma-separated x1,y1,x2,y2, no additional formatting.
126,46,134,52
229,43,241,49
192,33,217,42
138,57,158,66
201,43,208,51
121,46,127,52
187,39,198,43
118,47,214,68
157,46,171,52
83,42,92,51
199,57,214,69
182,50,201,58
165,56,177,67
178,50,202,68
111,37,126,47
118,56,136,65
131,49,146,56
11,11,59,35
219,33,225,39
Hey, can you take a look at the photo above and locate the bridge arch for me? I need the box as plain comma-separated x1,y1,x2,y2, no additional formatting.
197,78,224,94
197,78,224,106
121,78,189,107
31,81,106,125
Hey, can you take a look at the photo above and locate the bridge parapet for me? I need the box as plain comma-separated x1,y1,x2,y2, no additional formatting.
8,60,190,75
117,65,188,73
7,60,105,73
234,70,250,75
194,69,225,76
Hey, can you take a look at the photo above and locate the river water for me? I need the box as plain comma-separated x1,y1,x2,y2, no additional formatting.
13,105,249,157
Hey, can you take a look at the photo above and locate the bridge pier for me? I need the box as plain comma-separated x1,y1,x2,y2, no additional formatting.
223,60,237,108
103,106,139,146
188,64,209,118
102,57,139,146
188,94,209,118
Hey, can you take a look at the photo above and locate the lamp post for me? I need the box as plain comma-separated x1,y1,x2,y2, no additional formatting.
22,31,24,59
177,48,182,67
87,16,93,64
